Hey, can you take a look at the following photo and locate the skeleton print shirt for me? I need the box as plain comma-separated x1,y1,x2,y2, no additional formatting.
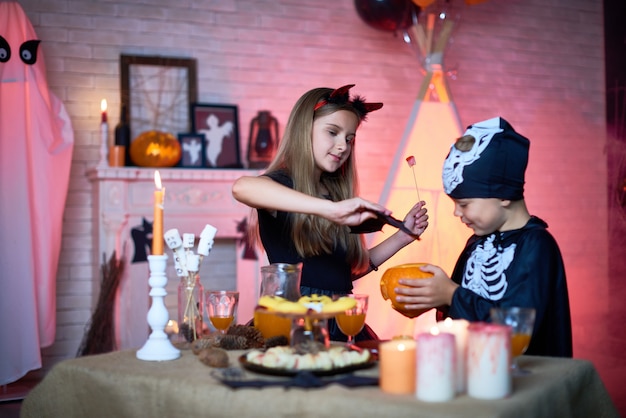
442,216,573,357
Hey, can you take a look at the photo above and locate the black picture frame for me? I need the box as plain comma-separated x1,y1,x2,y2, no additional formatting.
120,54,198,140
177,133,206,168
191,103,242,168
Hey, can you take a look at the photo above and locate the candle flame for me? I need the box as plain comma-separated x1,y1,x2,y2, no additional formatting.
430,326,440,335
154,170,162,190
100,99,107,112
443,317,453,327
397,343,406,351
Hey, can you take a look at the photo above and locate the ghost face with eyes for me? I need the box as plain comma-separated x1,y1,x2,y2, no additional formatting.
0,35,41,83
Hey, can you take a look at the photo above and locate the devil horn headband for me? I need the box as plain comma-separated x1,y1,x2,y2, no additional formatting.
313,84,383,119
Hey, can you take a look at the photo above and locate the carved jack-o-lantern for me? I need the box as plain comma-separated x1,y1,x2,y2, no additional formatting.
380,263,433,318
130,130,181,167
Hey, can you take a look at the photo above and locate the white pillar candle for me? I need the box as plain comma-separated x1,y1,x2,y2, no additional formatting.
467,322,512,400
416,329,456,402
437,318,469,394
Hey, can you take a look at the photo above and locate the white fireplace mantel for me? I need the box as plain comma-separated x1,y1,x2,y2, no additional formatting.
87,166,263,349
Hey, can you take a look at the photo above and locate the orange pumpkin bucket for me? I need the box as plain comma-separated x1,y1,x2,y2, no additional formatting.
380,263,433,318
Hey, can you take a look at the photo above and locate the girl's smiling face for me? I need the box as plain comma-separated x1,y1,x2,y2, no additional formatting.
311,110,359,177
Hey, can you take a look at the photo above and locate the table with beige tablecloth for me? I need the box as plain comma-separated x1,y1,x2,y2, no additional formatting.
21,348,618,418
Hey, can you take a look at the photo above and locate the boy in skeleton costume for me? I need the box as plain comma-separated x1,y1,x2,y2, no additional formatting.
396,117,572,357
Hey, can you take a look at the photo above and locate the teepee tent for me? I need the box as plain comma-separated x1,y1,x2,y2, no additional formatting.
355,7,471,339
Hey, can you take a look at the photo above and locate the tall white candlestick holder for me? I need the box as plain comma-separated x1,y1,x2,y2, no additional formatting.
98,121,109,167
136,254,181,361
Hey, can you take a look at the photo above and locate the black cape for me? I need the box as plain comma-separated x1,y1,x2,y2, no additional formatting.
439,216,573,357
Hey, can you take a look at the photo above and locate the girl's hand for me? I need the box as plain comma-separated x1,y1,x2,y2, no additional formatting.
401,201,429,241
327,198,389,226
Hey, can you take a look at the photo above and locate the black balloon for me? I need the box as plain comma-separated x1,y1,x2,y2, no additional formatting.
354,0,418,32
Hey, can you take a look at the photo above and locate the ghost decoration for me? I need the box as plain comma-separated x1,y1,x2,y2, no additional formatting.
0,2,74,385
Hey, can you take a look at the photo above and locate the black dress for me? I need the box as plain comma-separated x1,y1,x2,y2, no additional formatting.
257,170,379,342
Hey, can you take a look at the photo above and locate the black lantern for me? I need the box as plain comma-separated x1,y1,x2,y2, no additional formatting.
247,110,279,169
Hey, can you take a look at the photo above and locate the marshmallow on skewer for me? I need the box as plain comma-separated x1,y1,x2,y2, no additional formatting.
197,224,218,258
183,233,195,249
200,224,217,240
164,228,188,276
186,254,200,273
164,228,183,249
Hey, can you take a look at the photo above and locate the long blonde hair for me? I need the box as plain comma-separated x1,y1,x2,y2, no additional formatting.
250,87,370,274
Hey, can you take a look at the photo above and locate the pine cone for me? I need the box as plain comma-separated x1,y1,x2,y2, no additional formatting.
197,347,229,368
191,336,219,354
265,335,289,348
218,335,249,350
179,323,195,343
226,325,265,348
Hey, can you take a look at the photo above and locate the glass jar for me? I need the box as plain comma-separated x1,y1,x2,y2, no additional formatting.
253,263,302,341
290,316,330,348
177,273,204,342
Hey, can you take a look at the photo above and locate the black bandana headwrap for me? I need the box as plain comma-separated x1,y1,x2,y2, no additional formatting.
442,117,530,200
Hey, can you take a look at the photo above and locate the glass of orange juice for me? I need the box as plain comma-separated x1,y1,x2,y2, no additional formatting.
336,294,368,348
490,307,535,375
205,290,239,334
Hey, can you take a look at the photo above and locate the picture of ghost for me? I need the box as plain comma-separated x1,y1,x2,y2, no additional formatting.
182,137,202,166
198,113,234,167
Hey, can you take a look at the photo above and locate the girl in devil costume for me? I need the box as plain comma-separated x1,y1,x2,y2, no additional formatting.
232,85,429,341
395,117,572,357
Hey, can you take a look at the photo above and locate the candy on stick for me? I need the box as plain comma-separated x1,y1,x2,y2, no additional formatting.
406,155,422,202
181,253,201,340
197,224,218,261
182,233,195,265
186,254,200,273
164,228,187,277
183,233,195,249
164,228,183,249
164,225,217,343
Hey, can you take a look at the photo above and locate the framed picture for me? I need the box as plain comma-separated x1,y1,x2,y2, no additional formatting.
191,103,242,168
177,133,206,168
120,54,198,140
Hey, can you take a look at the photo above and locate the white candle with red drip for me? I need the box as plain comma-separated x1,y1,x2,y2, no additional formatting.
467,322,511,399
415,327,456,402
99,99,109,166
437,317,469,393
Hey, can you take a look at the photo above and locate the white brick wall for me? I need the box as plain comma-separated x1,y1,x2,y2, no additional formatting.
16,0,606,369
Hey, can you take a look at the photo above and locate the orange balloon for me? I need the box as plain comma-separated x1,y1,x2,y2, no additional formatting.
380,263,434,319
412,0,436,7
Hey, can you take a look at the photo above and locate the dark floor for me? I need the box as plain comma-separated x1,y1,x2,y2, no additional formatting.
0,370,42,418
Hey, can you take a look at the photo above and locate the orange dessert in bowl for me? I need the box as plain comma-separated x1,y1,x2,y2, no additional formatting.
380,263,434,319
